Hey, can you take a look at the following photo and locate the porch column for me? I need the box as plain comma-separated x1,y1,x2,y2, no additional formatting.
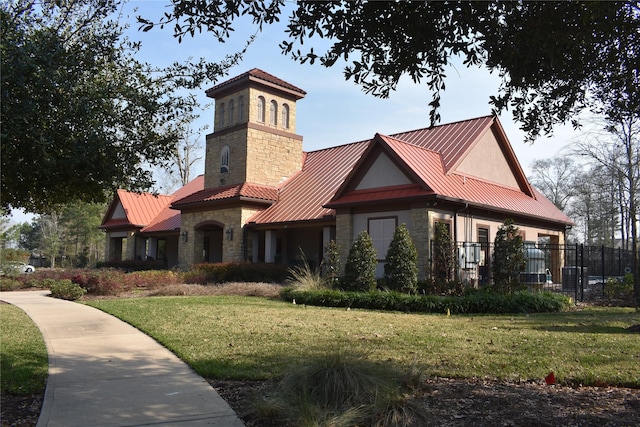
265,230,277,263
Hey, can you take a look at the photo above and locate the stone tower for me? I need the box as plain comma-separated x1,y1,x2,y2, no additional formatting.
204,69,306,189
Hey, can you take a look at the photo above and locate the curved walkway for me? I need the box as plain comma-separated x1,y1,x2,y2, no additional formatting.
0,291,245,427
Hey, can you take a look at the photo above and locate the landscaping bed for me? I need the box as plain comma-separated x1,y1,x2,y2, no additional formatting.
2,277,638,426
209,377,640,427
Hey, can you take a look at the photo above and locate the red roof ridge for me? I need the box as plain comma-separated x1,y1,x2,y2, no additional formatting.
206,68,306,98
389,114,495,139
172,182,278,208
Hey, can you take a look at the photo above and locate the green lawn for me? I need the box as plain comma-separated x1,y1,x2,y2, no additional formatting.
86,296,640,388
0,303,48,395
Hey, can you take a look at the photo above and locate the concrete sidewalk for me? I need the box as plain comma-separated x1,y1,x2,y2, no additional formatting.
0,291,245,427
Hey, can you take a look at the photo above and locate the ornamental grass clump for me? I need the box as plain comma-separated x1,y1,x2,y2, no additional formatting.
286,252,327,291
384,224,418,294
255,349,427,427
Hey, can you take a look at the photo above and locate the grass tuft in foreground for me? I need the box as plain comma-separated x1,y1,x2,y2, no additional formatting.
253,348,426,427
0,303,48,395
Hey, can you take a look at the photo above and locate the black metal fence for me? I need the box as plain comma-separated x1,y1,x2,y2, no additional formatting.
428,241,635,302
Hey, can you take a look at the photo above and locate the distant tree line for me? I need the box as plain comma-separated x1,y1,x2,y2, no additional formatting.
0,203,105,269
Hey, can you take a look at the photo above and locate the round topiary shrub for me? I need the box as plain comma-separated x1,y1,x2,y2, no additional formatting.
48,279,86,301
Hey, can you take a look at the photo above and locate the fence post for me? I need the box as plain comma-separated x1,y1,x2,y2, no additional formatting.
580,243,585,302
602,245,606,294
574,243,580,302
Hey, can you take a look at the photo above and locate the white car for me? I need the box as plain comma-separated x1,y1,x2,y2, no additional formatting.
0,262,35,274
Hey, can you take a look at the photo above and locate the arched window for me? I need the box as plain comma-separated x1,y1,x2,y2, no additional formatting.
229,99,235,124
269,100,278,126
219,103,226,127
282,103,290,129
257,96,265,122
238,96,244,121
220,145,230,173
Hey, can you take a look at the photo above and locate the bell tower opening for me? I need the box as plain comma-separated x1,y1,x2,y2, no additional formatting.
203,68,306,189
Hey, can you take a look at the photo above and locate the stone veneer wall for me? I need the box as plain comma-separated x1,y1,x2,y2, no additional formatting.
245,127,302,187
335,211,353,275
410,207,430,279
205,129,249,188
178,206,262,268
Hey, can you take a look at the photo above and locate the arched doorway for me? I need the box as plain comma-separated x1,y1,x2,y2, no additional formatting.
196,221,224,263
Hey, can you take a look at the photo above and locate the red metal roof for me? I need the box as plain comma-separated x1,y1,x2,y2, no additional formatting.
390,115,494,173
328,134,572,225
103,115,572,233
171,182,278,209
249,116,571,226
206,68,307,99
101,190,172,229
142,176,205,233
247,141,370,224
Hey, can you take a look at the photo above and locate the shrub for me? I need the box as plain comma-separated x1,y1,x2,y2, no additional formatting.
96,259,166,271
49,279,86,301
384,224,418,293
321,239,342,288
281,288,570,314
431,222,455,280
71,269,124,295
343,231,377,292
121,270,179,290
183,262,289,284
605,273,634,299
418,279,467,296
492,219,526,294
0,277,22,291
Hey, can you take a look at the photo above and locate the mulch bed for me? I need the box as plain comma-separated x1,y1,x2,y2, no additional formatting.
209,377,640,427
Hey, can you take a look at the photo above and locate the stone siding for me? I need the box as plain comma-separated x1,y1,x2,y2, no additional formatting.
178,206,262,268
410,207,430,278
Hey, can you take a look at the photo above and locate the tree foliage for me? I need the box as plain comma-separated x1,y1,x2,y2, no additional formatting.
139,1,639,141
0,0,208,213
492,219,526,294
384,224,418,294
343,230,377,292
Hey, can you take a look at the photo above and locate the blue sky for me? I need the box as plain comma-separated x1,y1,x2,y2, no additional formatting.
119,1,584,172
9,0,587,224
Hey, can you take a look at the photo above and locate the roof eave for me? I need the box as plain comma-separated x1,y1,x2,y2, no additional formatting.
435,195,574,227
172,197,276,211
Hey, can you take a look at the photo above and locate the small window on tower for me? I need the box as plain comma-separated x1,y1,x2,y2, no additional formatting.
270,100,278,126
219,102,225,127
257,96,265,122
229,99,235,124
221,145,230,173
238,96,244,121
282,103,290,129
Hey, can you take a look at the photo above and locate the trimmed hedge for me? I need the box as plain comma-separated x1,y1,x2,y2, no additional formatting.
96,260,166,271
280,288,571,314
182,262,289,284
